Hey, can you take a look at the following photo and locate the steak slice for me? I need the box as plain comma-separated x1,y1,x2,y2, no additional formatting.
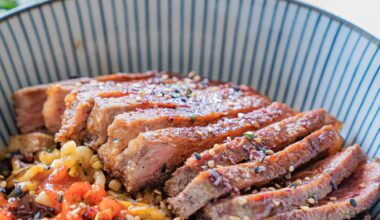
8,132,55,159
98,91,270,172
201,145,366,220
94,71,160,82
167,125,343,218
13,78,90,133
165,109,341,197
85,84,255,149
55,73,186,144
112,102,293,192
266,162,380,220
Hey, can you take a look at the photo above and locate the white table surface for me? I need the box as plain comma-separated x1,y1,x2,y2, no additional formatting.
301,0,380,39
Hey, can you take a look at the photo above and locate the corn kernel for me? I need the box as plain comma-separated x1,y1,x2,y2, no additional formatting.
90,155,103,170
73,146,93,169
61,141,76,156
93,170,106,185
69,165,80,177
39,149,60,165
108,179,122,192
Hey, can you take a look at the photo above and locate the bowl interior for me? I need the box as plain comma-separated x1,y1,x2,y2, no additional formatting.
0,0,379,215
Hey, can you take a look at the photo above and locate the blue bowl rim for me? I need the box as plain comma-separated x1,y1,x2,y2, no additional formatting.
0,0,379,47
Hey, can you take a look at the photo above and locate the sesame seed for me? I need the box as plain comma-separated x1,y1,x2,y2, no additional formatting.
285,173,292,179
268,187,276,191
294,179,303,185
207,126,214,133
274,124,281,131
195,129,204,136
193,75,201,82
208,160,215,168
300,206,310,211
275,183,282,189
194,152,202,160
243,216,250,220
237,197,247,205
272,200,280,206
253,138,262,144
289,165,295,172
229,216,241,220
135,96,142,101
307,198,315,204
305,177,311,181
237,113,245,118
359,183,365,188
154,189,162,195
209,149,215,156
265,149,274,155
329,197,337,201
252,121,260,128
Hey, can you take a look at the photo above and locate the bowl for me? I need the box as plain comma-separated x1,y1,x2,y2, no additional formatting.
0,0,379,217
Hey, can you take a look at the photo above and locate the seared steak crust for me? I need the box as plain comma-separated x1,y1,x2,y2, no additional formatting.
98,90,270,172
168,125,343,218
55,73,184,144
85,85,258,149
267,162,380,220
111,102,293,192
165,109,341,197
201,145,366,220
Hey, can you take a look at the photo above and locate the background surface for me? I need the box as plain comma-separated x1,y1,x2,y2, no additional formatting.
301,0,380,38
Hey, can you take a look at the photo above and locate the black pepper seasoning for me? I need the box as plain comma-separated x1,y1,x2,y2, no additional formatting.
349,198,357,207
161,163,167,173
58,194,63,203
194,152,202,160
331,180,338,191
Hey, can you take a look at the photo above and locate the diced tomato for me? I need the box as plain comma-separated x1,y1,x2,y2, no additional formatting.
64,182,92,204
98,198,123,218
0,194,7,206
0,210,13,220
83,184,106,206
83,207,98,219
96,209,113,220
49,165,70,184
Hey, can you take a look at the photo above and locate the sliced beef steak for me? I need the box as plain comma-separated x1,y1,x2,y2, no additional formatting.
13,78,90,133
201,145,366,220
55,73,187,144
165,109,341,197
168,125,343,218
111,102,293,192
85,85,256,149
266,162,380,220
8,132,55,159
94,71,160,82
98,90,270,171
42,84,79,134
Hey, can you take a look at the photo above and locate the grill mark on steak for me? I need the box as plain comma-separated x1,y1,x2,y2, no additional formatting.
111,103,293,192
167,125,343,218
165,109,341,197
85,84,255,150
98,91,270,173
201,145,366,220
55,73,189,144
266,162,380,220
